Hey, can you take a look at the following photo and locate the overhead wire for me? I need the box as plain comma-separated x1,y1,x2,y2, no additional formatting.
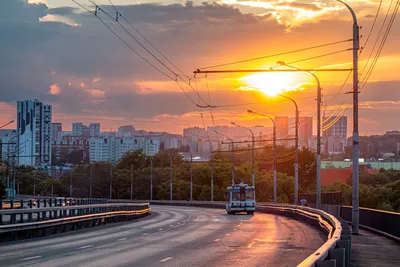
360,0,395,78
199,39,353,69
360,0,383,54
72,0,205,108
360,0,400,90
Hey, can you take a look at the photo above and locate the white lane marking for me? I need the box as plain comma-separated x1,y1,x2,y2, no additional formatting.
226,233,230,236
143,233,148,236
177,222,180,225
77,245,93,250
169,225,174,227
20,256,42,261
117,238,127,241
158,228,163,231
214,239,220,242
160,257,173,262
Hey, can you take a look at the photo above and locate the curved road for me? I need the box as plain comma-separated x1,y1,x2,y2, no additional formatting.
0,206,325,267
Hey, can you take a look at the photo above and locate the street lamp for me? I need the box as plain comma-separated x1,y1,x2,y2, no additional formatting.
336,0,360,235
276,93,299,205
0,120,14,129
277,61,322,209
247,110,277,204
231,122,255,187
214,131,235,185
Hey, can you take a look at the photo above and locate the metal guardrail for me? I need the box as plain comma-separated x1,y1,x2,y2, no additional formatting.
0,203,150,242
341,206,400,241
145,200,351,267
0,198,107,210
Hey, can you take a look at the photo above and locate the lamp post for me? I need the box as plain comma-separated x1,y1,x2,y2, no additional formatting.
231,122,255,187
190,153,193,201
277,61,322,209
336,0,360,235
214,131,235,185
247,110,276,204
169,155,173,201
276,93,299,205
210,143,214,201
150,157,153,201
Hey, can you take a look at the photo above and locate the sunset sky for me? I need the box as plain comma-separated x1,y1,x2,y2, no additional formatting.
1,0,399,135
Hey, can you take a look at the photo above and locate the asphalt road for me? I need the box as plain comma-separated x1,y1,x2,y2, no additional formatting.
0,206,325,267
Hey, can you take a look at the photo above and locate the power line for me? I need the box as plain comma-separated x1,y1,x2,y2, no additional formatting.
199,39,353,70
72,1,201,107
96,4,209,106
361,0,399,90
360,0,395,78
360,0,383,54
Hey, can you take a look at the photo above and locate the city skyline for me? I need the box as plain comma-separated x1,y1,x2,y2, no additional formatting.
1,1,400,136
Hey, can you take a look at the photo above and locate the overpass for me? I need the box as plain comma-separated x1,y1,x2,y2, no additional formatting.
0,199,399,266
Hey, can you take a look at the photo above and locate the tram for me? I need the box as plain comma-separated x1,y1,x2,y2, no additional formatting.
225,181,256,215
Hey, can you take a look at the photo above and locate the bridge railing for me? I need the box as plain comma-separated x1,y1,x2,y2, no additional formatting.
341,206,400,240
0,202,150,242
0,198,107,210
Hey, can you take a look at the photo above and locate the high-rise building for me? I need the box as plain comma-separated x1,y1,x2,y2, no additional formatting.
72,123,83,136
17,100,52,166
90,123,100,137
323,116,347,154
52,123,62,141
299,117,313,148
275,116,289,139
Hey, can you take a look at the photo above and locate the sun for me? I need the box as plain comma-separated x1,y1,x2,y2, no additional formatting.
240,72,297,96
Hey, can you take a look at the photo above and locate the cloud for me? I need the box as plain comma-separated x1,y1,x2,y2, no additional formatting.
0,0,399,135
49,84,61,95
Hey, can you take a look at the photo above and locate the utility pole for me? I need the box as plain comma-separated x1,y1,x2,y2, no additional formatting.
130,164,133,200
89,165,92,198
69,170,72,198
335,0,360,234
276,62,321,208
273,122,277,204
231,122,255,187
214,131,235,185
190,153,193,201
109,163,113,199
247,110,276,204
210,149,214,202
277,93,299,205
169,155,173,201
150,157,153,201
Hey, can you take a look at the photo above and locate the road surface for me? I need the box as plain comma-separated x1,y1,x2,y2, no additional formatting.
0,206,325,267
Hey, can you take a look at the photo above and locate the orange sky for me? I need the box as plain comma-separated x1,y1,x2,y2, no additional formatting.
1,0,400,136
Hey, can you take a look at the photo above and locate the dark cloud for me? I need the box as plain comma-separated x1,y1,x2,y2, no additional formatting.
47,6,77,16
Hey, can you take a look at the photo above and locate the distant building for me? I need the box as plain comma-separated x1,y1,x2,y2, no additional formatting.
299,117,313,148
52,135,90,165
17,100,52,166
89,123,100,137
183,127,206,138
323,116,347,154
72,123,83,136
117,125,135,137
88,135,161,162
52,123,62,141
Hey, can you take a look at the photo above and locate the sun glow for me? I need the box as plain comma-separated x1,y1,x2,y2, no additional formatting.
240,72,299,96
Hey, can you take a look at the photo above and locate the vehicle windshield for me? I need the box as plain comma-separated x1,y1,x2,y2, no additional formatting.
246,191,255,201
232,192,241,201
